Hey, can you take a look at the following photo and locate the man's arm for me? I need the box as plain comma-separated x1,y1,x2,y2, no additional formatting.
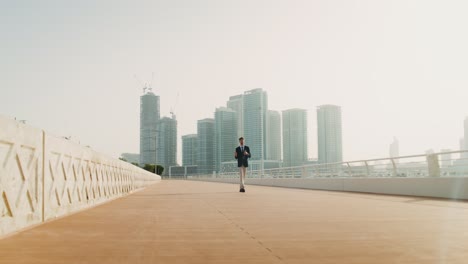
234,148,238,159
246,147,251,158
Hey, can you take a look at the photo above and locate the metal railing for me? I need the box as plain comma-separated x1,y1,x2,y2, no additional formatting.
187,150,468,179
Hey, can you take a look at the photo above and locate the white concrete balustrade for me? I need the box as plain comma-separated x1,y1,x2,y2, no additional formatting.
190,150,468,199
189,176,468,199
0,116,160,237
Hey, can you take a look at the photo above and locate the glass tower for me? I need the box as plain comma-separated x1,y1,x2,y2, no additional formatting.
139,90,160,166
282,109,308,167
317,105,343,164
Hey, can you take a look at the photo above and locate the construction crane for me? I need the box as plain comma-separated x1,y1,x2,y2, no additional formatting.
134,74,147,94
135,73,155,94
170,92,179,120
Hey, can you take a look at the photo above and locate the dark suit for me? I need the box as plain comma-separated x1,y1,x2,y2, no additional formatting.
235,146,251,167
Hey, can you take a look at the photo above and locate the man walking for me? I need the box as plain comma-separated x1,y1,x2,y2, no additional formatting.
235,137,251,192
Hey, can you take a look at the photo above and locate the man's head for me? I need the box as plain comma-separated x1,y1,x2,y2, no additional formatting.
239,137,244,145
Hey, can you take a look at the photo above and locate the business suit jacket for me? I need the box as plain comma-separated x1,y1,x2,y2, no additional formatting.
235,146,251,167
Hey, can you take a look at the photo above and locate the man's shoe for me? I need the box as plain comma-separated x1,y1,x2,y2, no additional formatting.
240,188,245,193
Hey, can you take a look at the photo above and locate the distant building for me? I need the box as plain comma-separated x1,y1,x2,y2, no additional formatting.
461,138,467,160
197,118,215,175
465,117,468,146
317,105,343,164
227,94,244,138
156,116,178,174
182,134,198,166
120,153,140,164
440,149,452,168
463,117,468,159
266,110,281,161
425,149,435,155
243,88,268,161
215,107,238,172
389,137,399,158
139,89,160,166
283,109,308,167
168,165,198,177
168,166,186,177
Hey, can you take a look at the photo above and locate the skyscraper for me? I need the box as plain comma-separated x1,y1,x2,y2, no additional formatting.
282,109,308,167
317,105,343,164
465,117,468,146
461,138,467,160
243,88,268,161
197,118,215,175
156,116,177,174
215,107,238,172
227,94,244,138
389,137,399,158
139,89,160,166
464,117,468,158
440,149,452,167
182,134,198,166
266,110,281,161
460,117,468,160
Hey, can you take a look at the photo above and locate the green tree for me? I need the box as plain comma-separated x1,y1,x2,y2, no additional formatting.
156,165,164,175
143,164,156,174
143,164,164,175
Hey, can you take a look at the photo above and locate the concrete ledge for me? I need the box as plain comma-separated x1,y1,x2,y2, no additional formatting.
343,177,468,199
189,176,468,200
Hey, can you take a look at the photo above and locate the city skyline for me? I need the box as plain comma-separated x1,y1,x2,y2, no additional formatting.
3,1,468,164
149,86,468,167
140,86,342,171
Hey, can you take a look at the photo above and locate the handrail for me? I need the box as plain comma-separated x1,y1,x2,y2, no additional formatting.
187,150,468,179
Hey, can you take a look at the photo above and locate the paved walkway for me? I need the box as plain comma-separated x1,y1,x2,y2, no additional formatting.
2,180,468,263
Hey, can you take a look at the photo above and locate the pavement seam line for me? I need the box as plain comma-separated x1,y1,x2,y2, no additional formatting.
203,200,284,262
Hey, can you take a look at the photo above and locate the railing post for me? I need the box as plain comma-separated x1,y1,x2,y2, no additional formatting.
364,161,370,177
346,162,352,177
390,158,397,177
427,154,441,177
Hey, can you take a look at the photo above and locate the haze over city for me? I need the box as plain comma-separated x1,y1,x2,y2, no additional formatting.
2,0,468,164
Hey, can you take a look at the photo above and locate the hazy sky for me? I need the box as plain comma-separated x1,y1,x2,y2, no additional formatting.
2,0,468,163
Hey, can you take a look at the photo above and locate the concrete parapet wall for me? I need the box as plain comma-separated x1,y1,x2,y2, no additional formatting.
0,116,160,237
189,176,468,200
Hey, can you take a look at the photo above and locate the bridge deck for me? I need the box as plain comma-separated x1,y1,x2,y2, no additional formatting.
1,180,468,264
